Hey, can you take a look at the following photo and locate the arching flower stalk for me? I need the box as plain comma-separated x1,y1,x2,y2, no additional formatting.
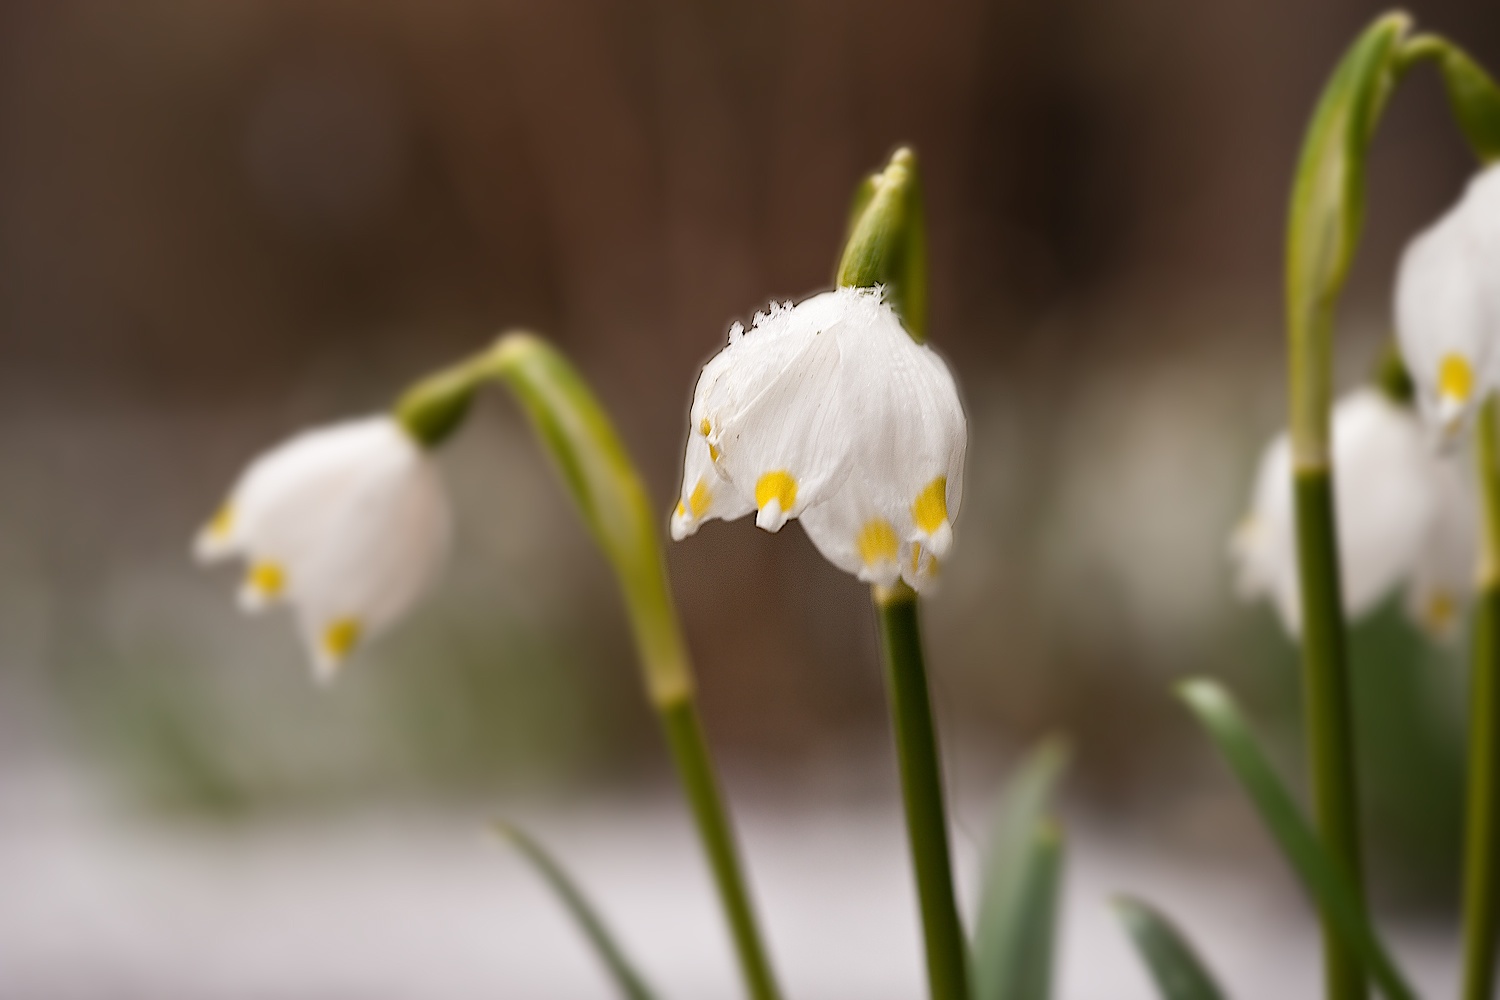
196,334,782,1000
672,147,973,1000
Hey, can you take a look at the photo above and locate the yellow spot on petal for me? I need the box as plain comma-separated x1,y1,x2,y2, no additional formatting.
755,470,798,513
322,618,361,663
247,561,286,597
689,478,713,519
207,504,234,538
1439,354,1474,405
675,500,686,518
912,477,949,535
699,417,721,462
912,543,922,575
1425,590,1458,632
857,519,899,567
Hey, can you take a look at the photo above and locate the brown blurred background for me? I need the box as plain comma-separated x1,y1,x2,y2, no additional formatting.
2,0,1498,995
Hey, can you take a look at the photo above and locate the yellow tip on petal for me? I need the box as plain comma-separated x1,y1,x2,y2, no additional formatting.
912,477,949,535
321,618,362,666
1424,590,1458,634
857,519,899,568
208,504,234,538
1439,354,1474,406
754,470,798,515
700,417,721,462
688,478,712,519
247,561,286,598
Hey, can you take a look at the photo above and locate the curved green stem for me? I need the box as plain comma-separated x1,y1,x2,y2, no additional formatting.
1464,398,1500,1000
396,335,782,1000
875,583,969,1000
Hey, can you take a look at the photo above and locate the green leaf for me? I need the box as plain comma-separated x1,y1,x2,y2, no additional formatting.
495,822,660,1000
1112,896,1229,1000
1177,680,1417,1000
1285,12,1410,466
972,738,1070,1000
835,147,928,342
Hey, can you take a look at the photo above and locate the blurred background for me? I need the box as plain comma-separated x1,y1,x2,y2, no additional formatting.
3,0,1498,996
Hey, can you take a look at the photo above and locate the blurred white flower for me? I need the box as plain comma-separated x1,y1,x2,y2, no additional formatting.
195,416,451,678
1396,164,1500,438
671,286,966,592
1231,388,1476,638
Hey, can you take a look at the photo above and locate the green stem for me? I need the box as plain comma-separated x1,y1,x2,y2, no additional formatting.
875,583,969,1000
1463,397,1500,1000
395,336,782,1000
1292,469,1366,1000
661,697,782,1000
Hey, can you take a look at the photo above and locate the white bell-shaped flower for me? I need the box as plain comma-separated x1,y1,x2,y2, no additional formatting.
1396,164,1500,437
195,416,451,678
1231,388,1476,637
672,286,966,592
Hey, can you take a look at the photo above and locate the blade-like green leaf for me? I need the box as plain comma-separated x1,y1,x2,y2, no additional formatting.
495,822,660,1000
972,739,1070,1000
1113,896,1228,1000
1177,680,1416,1000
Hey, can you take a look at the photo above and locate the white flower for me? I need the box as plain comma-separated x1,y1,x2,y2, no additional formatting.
195,416,451,678
671,286,966,592
1396,163,1500,438
1231,388,1476,637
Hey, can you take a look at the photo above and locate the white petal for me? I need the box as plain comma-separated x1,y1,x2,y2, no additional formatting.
710,295,856,527
670,432,753,540
830,292,966,558
1397,165,1500,437
1405,452,1479,639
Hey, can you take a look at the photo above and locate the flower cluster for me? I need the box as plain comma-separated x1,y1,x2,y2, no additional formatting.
195,417,451,678
1232,388,1475,637
670,286,966,591
1397,163,1500,438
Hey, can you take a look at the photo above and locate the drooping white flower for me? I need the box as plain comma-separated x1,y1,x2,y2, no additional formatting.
1396,164,1500,437
1231,387,1477,637
671,286,966,592
195,416,451,678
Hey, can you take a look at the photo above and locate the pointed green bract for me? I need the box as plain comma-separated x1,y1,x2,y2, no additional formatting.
836,147,928,341
972,739,1069,1000
1178,680,1416,1000
1112,896,1228,1000
495,823,660,1000
1286,11,1409,468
